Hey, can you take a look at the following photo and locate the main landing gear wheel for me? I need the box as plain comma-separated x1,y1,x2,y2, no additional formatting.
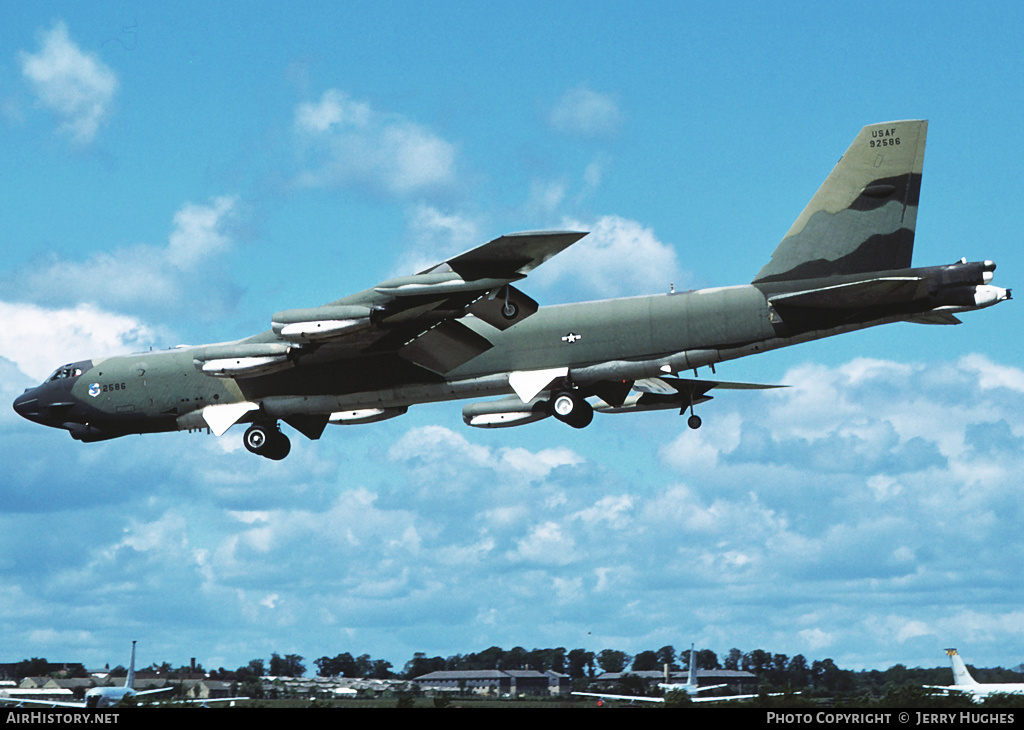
243,423,291,460
550,391,594,429
687,414,702,430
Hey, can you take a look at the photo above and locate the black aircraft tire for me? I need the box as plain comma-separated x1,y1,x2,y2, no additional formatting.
567,400,594,429
687,414,702,430
265,432,291,460
243,424,270,454
551,392,593,429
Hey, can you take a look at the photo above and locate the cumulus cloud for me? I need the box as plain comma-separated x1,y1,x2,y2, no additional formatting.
388,425,584,486
550,86,622,138
19,22,118,144
530,215,685,300
4,353,1023,669
391,204,481,276
0,301,158,381
294,89,456,196
7,196,240,317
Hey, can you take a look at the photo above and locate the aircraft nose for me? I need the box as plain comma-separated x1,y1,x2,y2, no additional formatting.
13,390,41,422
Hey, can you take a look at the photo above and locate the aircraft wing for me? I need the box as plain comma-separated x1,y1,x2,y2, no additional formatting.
572,691,664,703
573,690,769,704
0,697,85,708
194,230,587,380
690,692,759,703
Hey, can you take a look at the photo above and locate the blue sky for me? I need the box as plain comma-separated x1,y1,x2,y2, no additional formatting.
1,2,1022,675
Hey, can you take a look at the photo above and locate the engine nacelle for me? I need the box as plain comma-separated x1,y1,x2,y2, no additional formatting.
463,396,550,428
192,342,295,378
271,304,374,342
933,284,1011,311
329,407,407,425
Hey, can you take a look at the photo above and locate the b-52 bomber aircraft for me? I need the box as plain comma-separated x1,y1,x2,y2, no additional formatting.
13,120,1009,459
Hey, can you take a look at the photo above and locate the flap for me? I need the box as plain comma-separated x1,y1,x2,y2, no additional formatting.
398,319,493,374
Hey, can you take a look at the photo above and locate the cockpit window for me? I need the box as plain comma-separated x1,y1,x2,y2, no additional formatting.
47,366,82,381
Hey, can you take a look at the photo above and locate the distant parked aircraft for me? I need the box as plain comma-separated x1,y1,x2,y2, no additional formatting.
924,648,1024,701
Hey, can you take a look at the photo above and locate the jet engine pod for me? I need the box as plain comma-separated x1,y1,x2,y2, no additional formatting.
329,407,408,425
193,342,295,378
463,395,550,428
271,304,374,342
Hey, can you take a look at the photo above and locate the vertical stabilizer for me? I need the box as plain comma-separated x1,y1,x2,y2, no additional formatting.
126,640,137,690
688,643,696,686
753,120,927,283
946,648,978,686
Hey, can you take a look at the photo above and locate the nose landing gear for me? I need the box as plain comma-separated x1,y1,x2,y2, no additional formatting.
243,422,291,460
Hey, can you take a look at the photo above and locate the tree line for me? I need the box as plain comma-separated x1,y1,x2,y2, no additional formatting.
10,644,1024,698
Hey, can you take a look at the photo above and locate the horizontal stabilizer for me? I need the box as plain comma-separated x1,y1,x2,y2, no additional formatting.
905,311,962,325
770,277,928,309
594,376,785,414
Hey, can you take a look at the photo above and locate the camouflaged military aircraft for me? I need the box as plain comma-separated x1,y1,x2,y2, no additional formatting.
13,120,1010,459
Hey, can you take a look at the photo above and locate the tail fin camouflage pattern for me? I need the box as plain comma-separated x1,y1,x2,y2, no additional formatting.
753,120,927,283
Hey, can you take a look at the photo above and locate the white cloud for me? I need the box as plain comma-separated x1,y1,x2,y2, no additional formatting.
9,195,239,315
166,196,238,269
959,352,1024,393
508,521,576,565
798,627,835,651
388,425,584,484
294,89,456,195
4,353,1023,670
0,301,158,381
531,215,685,300
392,204,481,275
550,86,622,137
19,22,118,144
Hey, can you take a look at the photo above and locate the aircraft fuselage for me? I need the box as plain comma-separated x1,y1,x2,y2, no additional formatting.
12,121,1011,458
13,258,1006,446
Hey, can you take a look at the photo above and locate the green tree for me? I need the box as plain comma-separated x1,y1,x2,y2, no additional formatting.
567,649,595,679
13,658,51,679
597,649,630,673
787,654,809,689
316,652,358,677
744,649,771,674
656,646,678,671
403,652,446,679
696,649,720,670
501,646,529,670
367,659,394,679
632,650,659,671
268,652,305,677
